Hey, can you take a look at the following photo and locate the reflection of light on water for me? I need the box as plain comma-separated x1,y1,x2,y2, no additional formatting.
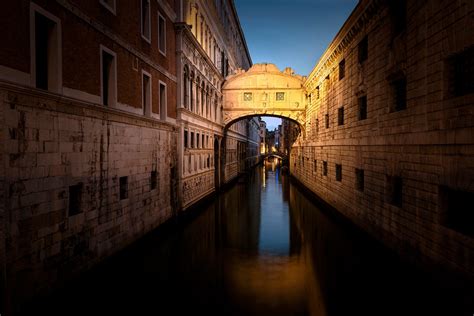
262,164,266,188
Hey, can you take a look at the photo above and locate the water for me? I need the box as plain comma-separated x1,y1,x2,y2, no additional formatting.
24,162,473,316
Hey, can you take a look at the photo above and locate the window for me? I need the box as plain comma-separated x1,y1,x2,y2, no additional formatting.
335,164,342,181
358,36,368,64
389,0,406,36
68,183,83,216
316,119,319,134
184,130,189,148
32,7,61,92
323,161,328,176
446,46,474,97
316,86,320,99
101,46,116,106
339,59,345,80
141,0,151,42
120,176,128,200
440,187,474,237
202,134,205,149
100,0,116,14
244,92,252,101
325,114,329,128
314,160,317,173
158,13,166,55
386,175,402,207
197,133,200,148
159,81,167,120
358,95,367,120
150,170,157,190
142,71,151,116
325,75,330,90
276,92,285,101
338,107,344,125
391,77,407,112
355,168,364,191
191,132,195,148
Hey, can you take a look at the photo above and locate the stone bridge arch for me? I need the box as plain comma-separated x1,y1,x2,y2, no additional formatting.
222,63,306,130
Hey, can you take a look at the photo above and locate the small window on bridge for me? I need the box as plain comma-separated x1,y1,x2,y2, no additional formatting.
335,164,342,181
244,92,252,101
323,161,328,176
68,183,83,216
276,92,285,101
120,176,128,200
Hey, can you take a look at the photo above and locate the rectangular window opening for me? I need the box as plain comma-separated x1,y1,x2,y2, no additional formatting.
184,130,188,148
338,107,344,126
440,187,474,237
158,13,166,55
356,168,364,191
34,11,59,91
150,170,157,190
391,77,407,112
323,161,328,176
446,46,474,97
386,175,402,207
358,36,368,64
358,95,367,120
325,114,329,128
119,176,128,200
335,164,342,181
101,48,116,106
141,0,151,41
339,59,345,80
68,183,83,216
159,82,167,120
142,72,151,116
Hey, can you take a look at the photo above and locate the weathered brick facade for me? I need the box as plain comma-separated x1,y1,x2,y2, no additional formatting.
292,0,474,276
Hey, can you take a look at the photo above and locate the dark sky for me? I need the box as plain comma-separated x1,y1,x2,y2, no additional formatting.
234,0,358,129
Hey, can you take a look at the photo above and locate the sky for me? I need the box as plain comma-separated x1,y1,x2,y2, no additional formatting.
234,0,358,130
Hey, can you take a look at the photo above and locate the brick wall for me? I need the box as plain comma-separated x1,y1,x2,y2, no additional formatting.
1,83,178,312
292,0,474,276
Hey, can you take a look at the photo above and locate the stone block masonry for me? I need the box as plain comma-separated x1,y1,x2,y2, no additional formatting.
293,0,474,277
0,83,178,311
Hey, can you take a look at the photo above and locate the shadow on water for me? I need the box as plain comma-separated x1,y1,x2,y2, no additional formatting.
21,163,473,316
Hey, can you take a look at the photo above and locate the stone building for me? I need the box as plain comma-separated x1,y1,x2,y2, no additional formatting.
0,0,259,313
291,0,474,276
177,0,258,209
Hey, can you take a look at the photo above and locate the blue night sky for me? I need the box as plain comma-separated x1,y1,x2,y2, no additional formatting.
234,0,358,130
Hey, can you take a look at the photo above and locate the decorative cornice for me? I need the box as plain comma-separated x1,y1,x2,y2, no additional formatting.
305,0,383,91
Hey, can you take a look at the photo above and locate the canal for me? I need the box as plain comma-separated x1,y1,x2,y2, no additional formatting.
24,162,473,316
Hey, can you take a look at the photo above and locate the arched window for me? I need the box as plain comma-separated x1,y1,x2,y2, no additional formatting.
201,82,205,116
190,71,194,111
196,77,200,114
183,66,189,109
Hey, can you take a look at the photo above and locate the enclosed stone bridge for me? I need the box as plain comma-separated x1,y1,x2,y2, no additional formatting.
222,63,306,129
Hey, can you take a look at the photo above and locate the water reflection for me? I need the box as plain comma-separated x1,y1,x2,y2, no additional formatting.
23,165,473,316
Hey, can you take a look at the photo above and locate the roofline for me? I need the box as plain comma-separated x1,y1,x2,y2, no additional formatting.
229,0,253,66
306,0,364,81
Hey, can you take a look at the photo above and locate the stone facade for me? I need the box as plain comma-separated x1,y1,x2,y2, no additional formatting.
291,0,474,276
0,0,261,314
176,0,259,209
